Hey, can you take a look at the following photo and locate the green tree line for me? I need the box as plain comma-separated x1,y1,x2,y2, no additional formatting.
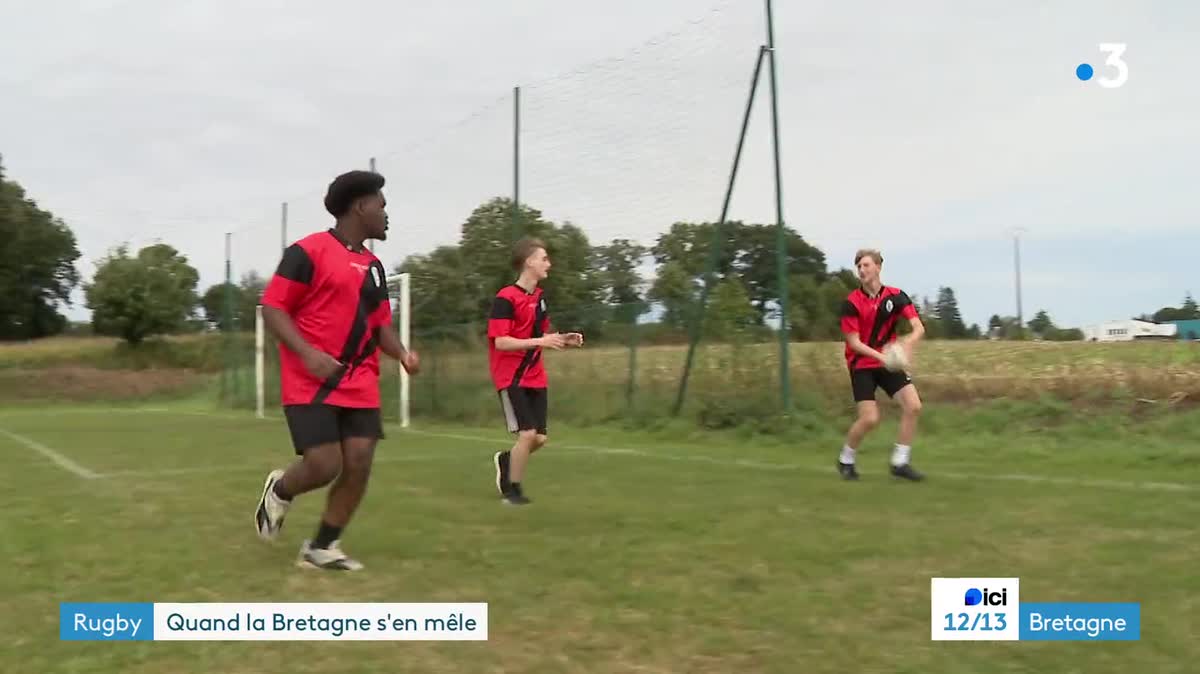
7,158,1177,346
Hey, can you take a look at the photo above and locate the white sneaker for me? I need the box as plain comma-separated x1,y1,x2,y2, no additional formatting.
254,469,291,541
296,540,364,571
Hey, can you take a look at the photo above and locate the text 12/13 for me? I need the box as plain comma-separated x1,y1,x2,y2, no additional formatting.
944,612,1008,632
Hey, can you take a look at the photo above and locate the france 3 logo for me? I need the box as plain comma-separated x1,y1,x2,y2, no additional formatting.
931,578,1020,641
1076,43,1128,88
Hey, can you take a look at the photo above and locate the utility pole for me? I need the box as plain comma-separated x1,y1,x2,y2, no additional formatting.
1013,228,1025,336
369,157,377,253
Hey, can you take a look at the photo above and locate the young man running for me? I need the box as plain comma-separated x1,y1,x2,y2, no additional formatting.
487,237,583,505
254,169,420,570
837,248,925,482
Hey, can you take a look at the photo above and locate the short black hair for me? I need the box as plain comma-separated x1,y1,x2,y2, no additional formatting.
324,170,385,218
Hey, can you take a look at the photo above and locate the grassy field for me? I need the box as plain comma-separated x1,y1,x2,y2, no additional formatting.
3,401,1199,673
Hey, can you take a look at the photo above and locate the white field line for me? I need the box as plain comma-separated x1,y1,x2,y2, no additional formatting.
0,426,101,479
403,430,1199,494
2,408,1196,493
98,452,462,480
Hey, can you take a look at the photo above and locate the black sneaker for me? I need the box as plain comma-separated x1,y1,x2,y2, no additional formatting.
493,451,511,496
890,463,925,481
838,461,860,481
502,483,531,506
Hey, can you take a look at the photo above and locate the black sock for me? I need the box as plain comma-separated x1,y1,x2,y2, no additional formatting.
272,481,293,502
510,481,521,494
312,520,343,549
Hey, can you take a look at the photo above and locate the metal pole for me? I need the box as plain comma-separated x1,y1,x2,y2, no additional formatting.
673,46,767,417
223,232,233,403
281,202,288,256
255,304,265,419
765,0,791,411
512,85,521,243
1014,229,1024,337
369,157,377,253
399,272,411,428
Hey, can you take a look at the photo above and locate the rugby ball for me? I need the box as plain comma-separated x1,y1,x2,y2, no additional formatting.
882,343,909,372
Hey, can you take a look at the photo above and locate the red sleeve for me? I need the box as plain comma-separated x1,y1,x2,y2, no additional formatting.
839,298,860,335
261,244,314,313
488,295,515,338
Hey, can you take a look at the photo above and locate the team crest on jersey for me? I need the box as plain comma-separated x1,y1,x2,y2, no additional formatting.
885,299,894,313
540,299,547,312
370,266,384,288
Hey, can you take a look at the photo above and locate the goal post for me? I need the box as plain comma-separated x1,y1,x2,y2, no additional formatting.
252,271,411,427
392,272,412,429
255,304,265,419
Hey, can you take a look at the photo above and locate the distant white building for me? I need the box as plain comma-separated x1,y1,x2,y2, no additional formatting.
1081,319,1177,342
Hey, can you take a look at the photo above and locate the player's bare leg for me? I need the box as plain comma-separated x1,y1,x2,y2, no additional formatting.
256,443,342,541
297,437,376,570
838,401,879,480
889,385,925,481
531,434,548,454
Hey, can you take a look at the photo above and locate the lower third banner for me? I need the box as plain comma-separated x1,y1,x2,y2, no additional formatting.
60,602,489,641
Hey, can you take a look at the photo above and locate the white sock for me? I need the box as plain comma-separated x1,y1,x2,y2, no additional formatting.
839,445,856,464
892,444,911,467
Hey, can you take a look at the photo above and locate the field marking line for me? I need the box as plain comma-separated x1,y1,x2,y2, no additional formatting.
0,426,101,480
400,430,1200,494
17,407,1200,494
96,452,462,480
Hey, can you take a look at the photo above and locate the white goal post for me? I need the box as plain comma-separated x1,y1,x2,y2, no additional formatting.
254,271,411,428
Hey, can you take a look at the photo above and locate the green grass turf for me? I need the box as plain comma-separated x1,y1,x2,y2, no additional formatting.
2,404,1198,673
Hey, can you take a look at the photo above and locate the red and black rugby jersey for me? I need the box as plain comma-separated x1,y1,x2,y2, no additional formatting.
260,228,392,407
487,284,551,390
839,286,917,370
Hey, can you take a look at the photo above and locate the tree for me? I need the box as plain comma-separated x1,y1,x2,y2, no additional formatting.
1183,293,1199,319
0,156,82,340
456,198,603,333
84,243,200,344
396,245,475,335
593,239,648,324
650,221,827,323
935,287,968,338
239,271,267,329
200,282,244,330
1028,310,1054,336
648,261,694,330
706,277,757,341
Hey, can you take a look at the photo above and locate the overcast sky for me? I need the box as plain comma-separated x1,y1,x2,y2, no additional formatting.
1,0,1197,330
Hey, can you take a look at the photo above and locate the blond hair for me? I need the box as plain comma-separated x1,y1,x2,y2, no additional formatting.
854,248,883,266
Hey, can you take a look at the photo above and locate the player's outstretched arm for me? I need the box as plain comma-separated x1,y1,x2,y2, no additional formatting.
495,334,566,351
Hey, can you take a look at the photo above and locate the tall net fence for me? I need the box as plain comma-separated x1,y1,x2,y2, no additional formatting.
218,0,822,426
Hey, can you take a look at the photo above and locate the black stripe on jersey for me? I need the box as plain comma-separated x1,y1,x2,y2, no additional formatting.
846,295,866,369
509,296,548,388
877,292,913,346
276,244,314,284
490,296,516,320
312,260,389,404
